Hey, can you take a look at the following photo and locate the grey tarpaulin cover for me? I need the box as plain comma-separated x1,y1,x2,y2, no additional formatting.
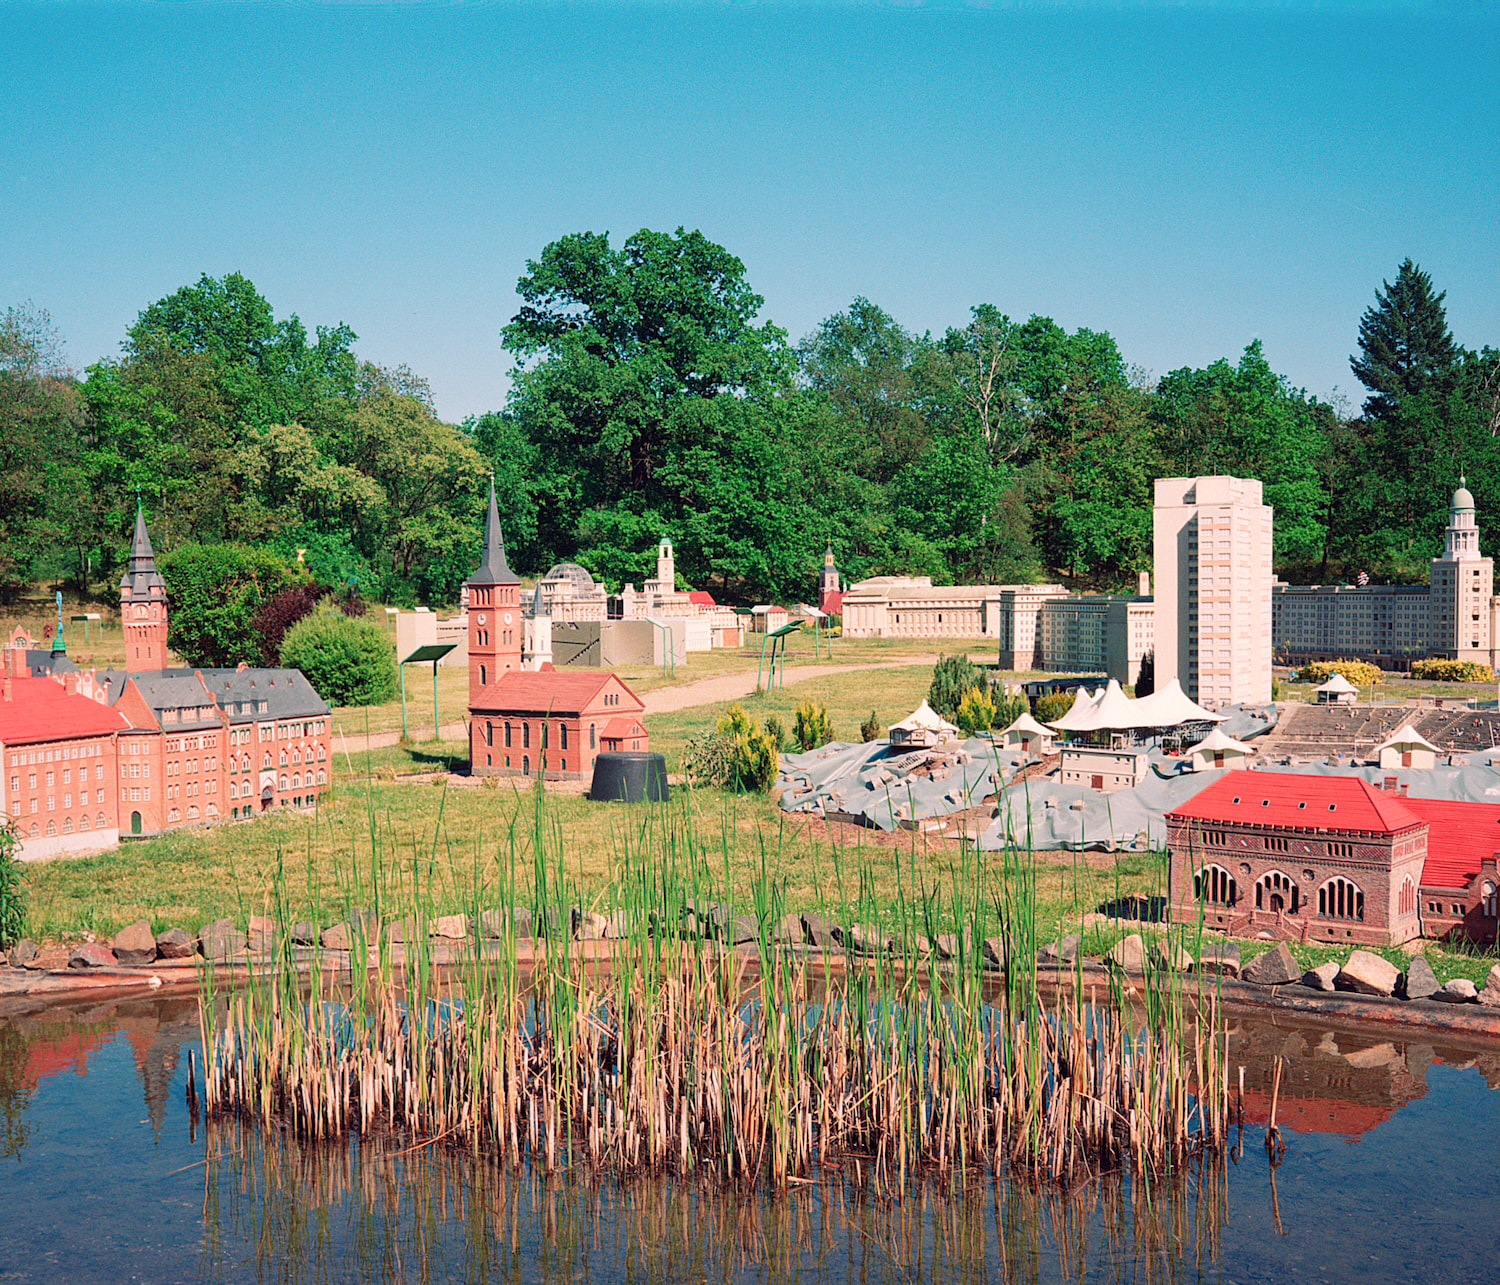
776,737,1031,831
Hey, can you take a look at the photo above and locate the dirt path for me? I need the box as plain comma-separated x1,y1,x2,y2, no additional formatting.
331,657,942,754
639,657,940,715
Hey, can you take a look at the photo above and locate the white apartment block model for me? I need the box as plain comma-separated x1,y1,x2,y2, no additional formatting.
1153,476,1273,707
1428,479,1493,663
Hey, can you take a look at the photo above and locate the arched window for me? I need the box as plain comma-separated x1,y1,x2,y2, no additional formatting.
263,752,273,770
1400,876,1417,917
79,814,91,831
1193,863,1237,907
317,768,327,785
480,664,488,687
1483,881,1497,918
292,773,302,789
523,722,531,749
279,750,288,767
279,774,289,790
187,806,199,820
590,723,596,750
62,817,73,834
168,808,181,823
291,748,301,764
560,723,568,750
522,755,530,775
504,722,512,748
97,812,107,830
44,820,56,836
317,746,326,761
485,721,493,747
1255,870,1299,914
1318,876,1365,921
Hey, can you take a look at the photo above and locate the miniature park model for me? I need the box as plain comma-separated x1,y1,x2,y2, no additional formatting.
0,505,332,860
464,482,649,782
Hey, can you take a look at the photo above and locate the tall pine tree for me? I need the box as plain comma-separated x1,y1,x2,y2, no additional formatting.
1350,258,1460,420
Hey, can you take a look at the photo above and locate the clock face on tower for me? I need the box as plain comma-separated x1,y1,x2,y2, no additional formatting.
477,613,486,625
504,612,513,625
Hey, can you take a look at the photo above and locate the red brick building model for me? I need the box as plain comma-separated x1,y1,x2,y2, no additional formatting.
1167,772,1500,946
0,656,130,859
464,483,649,781
465,480,523,705
0,504,333,855
120,502,169,669
469,670,648,780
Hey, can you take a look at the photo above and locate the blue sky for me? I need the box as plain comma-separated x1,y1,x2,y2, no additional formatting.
4,0,1496,424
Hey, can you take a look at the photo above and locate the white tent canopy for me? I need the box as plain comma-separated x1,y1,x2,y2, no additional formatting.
1375,724,1441,754
1048,678,1224,733
1191,726,1256,756
1317,673,1359,695
889,700,960,746
1001,710,1054,740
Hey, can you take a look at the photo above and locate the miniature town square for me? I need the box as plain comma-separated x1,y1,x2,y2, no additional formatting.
7,468,1500,1016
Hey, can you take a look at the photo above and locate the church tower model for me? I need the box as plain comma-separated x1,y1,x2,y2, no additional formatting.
1429,477,1494,662
464,480,523,705
120,500,168,670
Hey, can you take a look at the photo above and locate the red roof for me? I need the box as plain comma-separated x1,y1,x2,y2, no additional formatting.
1166,772,1425,835
1238,1089,1399,1140
601,716,645,740
1402,796,1500,890
687,590,716,607
470,669,643,716
0,678,130,744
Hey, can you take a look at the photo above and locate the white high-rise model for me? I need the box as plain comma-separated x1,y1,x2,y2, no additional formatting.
1153,476,1273,707
1428,478,1494,663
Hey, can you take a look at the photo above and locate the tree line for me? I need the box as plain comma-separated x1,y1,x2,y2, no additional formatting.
3,240,1495,609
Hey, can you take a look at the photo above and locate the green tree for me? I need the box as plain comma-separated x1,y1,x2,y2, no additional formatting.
160,543,302,667
279,612,397,707
0,303,82,598
503,227,793,546
928,653,987,721
1351,258,1460,421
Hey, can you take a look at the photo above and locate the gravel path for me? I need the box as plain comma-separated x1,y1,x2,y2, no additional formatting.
331,656,941,753
639,657,939,715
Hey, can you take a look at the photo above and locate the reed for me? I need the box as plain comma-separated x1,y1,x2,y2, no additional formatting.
199,780,1230,1196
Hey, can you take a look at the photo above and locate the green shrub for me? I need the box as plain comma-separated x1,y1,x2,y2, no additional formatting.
1035,690,1075,725
717,703,755,739
928,653,986,721
762,714,788,752
681,730,736,787
703,702,783,792
793,699,835,751
1410,658,1495,682
0,817,24,949
730,730,781,793
955,686,997,736
991,689,1027,729
279,612,397,707
859,710,881,742
1291,659,1383,687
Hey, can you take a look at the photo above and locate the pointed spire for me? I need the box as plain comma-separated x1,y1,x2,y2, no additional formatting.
467,475,518,586
121,494,167,598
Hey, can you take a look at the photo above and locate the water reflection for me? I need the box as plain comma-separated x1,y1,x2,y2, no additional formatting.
200,1118,1229,1285
3,996,1500,1283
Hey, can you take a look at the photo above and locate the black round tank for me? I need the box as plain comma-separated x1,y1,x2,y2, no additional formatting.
589,752,670,803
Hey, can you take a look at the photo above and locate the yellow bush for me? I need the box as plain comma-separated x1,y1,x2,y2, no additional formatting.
1410,658,1496,683
1291,659,1383,687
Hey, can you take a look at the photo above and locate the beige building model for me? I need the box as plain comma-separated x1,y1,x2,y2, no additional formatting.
1153,475,1273,707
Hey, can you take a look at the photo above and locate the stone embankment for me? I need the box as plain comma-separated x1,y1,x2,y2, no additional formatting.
7,910,1500,1038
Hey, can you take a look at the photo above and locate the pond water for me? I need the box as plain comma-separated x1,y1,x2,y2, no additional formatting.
1,993,1498,1284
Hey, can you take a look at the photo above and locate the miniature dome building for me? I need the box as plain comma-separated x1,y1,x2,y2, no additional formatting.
530,562,607,621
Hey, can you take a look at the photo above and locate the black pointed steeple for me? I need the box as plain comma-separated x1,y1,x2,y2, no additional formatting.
121,497,167,599
467,476,518,586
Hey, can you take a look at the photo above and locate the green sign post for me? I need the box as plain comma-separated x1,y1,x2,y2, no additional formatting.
399,642,457,741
